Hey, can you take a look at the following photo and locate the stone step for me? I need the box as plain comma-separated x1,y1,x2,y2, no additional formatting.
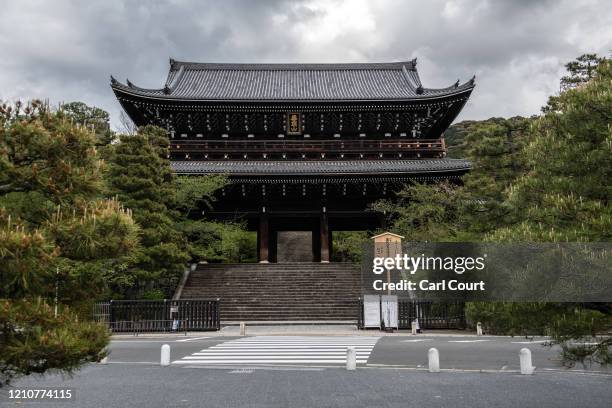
181,262,361,321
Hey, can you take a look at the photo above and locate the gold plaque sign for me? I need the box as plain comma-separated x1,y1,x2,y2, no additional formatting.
287,112,301,135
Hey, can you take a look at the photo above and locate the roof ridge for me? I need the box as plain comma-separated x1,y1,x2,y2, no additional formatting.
169,59,416,71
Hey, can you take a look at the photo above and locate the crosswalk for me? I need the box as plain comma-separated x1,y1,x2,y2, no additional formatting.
172,336,381,366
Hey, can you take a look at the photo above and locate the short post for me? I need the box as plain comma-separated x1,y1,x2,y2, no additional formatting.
99,356,108,365
519,348,535,375
476,322,483,336
411,320,417,335
428,348,440,373
346,347,356,371
240,321,246,336
160,344,171,367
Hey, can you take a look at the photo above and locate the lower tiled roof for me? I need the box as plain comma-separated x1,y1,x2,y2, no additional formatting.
171,159,470,176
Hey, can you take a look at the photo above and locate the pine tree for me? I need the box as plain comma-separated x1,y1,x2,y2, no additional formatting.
106,126,190,296
493,60,612,242
560,53,606,91
0,101,138,386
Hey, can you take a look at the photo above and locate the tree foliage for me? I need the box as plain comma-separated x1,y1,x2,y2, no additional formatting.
105,126,191,296
376,57,612,366
60,101,114,146
560,53,606,91
0,101,139,386
0,299,109,386
492,59,612,242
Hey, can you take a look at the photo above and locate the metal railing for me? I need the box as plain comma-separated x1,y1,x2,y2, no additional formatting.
93,299,220,333
357,298,465,330
171,139,444,154
398,300,465,329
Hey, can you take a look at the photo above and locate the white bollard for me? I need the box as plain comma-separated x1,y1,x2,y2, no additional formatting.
476,322,483,336
240,321,246,336
346,347,356,371
160,344,171,367
428,348,440,373
519,348,535,375
411,321,417,335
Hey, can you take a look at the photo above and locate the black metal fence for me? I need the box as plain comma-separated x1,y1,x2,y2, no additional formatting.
398,301,465,329
93,299,220,333
358,298,465,330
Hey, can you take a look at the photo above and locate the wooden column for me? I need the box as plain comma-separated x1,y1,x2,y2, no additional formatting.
320,209,330,263
258,210,269,263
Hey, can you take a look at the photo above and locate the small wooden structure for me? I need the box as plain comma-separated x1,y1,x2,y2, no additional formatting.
371,232,404,259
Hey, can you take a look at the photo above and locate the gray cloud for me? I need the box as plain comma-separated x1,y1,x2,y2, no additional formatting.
1,0,610,129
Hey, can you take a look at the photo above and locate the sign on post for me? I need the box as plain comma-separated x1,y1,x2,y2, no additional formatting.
371,232,404,295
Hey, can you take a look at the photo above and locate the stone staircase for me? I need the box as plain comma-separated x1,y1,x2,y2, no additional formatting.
179,263,361,323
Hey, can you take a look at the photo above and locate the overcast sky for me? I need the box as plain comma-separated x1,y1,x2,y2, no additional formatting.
1,0,610,129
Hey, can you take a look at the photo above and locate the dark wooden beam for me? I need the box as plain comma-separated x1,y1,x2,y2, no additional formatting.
320,209,330,263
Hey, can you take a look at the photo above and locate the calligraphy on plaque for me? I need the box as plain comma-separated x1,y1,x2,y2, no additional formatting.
287,112,301,135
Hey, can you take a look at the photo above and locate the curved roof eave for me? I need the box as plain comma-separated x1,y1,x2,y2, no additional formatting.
110,81,475,104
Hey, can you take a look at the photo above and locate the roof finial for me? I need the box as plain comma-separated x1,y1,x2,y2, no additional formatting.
469,75,476,85
454,79,460,88
416,85,424,95
169,57,176,67
411,58,417,68
110,75,118,85
126,79,134,88
163,84,171,94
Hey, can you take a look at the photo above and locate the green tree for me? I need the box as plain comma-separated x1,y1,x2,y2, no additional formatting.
0,101,138,386
493,60,611,242
172,175,256,263
560,53,606,91
473,60,612,366
459,117,530,235
106,126,190,296
373,181,462,241
60,101,114,146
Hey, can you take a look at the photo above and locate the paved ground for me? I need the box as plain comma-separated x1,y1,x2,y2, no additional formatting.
173,336,381,366
2,364,610,408
2,334,610,407
104,334,607,371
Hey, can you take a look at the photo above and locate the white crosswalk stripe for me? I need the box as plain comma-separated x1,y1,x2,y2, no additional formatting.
172,336,381,366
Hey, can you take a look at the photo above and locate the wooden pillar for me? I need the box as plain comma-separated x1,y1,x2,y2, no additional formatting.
320,209,330,263
312,219,321,262
258,209,269,263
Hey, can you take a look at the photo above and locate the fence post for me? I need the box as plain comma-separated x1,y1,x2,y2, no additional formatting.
476,322,483,336
428,348,440,373
411,320,417,335
216,298,221,330
161,344,171,367
346,347,356,371
109,300,114,333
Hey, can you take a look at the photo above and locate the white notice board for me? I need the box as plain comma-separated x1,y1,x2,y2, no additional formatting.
363,295,381,328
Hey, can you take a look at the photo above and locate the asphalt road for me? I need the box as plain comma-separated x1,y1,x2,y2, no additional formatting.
104,335,599,371
2,364,610,408
1,334,610,408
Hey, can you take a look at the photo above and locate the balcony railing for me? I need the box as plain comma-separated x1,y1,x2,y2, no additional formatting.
171,139,445,154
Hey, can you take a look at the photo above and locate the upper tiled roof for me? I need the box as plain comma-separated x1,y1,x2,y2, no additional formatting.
171,159,471,176
111,58,475,102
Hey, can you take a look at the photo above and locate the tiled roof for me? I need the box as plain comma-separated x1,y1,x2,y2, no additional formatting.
111,59,475,102
170,159,471,176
